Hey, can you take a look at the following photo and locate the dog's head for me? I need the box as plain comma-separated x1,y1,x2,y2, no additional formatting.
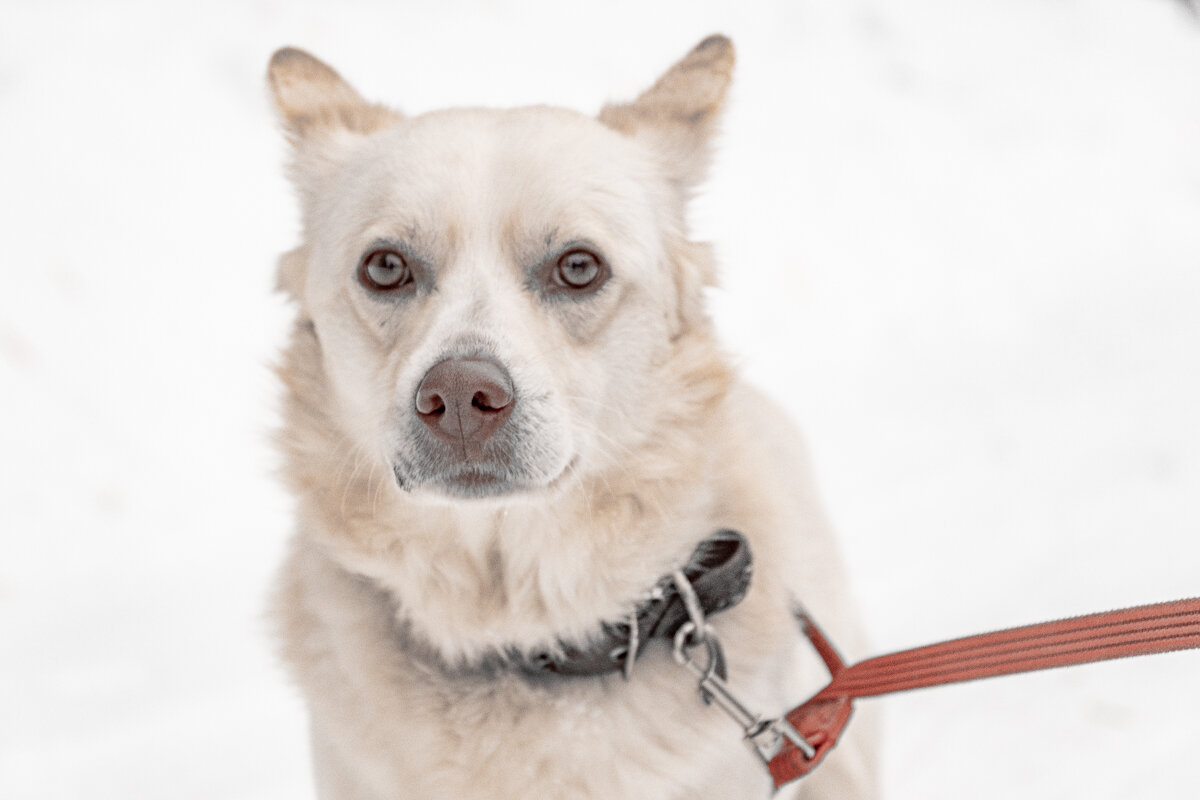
270,37,733,504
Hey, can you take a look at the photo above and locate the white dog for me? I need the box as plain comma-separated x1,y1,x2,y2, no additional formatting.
267,35,876,799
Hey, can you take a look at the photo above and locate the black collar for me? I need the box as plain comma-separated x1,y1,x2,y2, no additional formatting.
520,529,753,677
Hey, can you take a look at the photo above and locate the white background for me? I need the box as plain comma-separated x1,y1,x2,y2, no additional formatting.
2,1,1198,797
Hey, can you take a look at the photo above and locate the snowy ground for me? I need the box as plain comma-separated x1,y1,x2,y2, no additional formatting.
1,1,1198,798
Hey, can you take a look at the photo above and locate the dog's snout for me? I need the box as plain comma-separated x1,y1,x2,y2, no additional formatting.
415,357,515,445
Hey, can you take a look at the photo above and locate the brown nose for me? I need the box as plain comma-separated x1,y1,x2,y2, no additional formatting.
414,356,515,446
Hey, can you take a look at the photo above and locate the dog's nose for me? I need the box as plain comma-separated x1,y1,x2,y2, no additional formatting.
415,357,515,446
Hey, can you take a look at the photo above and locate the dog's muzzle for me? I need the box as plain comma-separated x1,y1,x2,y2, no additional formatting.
393,355,528,498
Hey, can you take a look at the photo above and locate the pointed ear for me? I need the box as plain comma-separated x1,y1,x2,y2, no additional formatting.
267,47,399,143
599,35,734,193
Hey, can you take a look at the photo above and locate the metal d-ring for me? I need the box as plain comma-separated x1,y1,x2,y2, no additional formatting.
672,569,707,644
623,610,639,680
607,611,642,681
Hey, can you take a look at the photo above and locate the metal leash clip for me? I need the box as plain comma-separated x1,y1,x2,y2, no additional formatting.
671,572,816,766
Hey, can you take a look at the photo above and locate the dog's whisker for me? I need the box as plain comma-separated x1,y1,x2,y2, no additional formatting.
339,446,370,523
368,455,386,520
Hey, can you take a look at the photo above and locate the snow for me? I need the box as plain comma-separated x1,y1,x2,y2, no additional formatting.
1,1,1197,797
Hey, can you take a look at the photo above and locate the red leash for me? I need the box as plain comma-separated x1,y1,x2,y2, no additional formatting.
768,596,1200,788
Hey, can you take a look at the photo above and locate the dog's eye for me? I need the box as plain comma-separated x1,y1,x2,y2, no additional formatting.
554,249,604,290
358,249,412,292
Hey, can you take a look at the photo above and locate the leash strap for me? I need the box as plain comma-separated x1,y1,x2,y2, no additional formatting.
768,596,1200,788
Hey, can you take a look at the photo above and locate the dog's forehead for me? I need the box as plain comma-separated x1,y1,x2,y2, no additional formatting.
385,105,642,178
347,106,665,245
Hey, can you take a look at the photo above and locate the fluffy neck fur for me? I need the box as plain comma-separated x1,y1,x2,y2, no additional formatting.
277,314,733,667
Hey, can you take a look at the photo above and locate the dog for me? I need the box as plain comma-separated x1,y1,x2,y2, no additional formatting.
267,35,877,799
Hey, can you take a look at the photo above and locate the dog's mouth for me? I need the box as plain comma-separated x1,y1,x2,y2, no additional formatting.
422,465,513,499
392,455,577,500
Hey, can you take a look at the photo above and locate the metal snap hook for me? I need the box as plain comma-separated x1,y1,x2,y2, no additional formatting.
672,620,816,763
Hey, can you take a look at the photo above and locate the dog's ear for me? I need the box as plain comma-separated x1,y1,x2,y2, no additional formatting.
599,35,734,194
267,47,399,145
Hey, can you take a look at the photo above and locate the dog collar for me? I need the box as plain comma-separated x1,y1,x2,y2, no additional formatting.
520,529,753,678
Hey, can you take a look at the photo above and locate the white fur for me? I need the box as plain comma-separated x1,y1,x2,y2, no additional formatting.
268,37,878,799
